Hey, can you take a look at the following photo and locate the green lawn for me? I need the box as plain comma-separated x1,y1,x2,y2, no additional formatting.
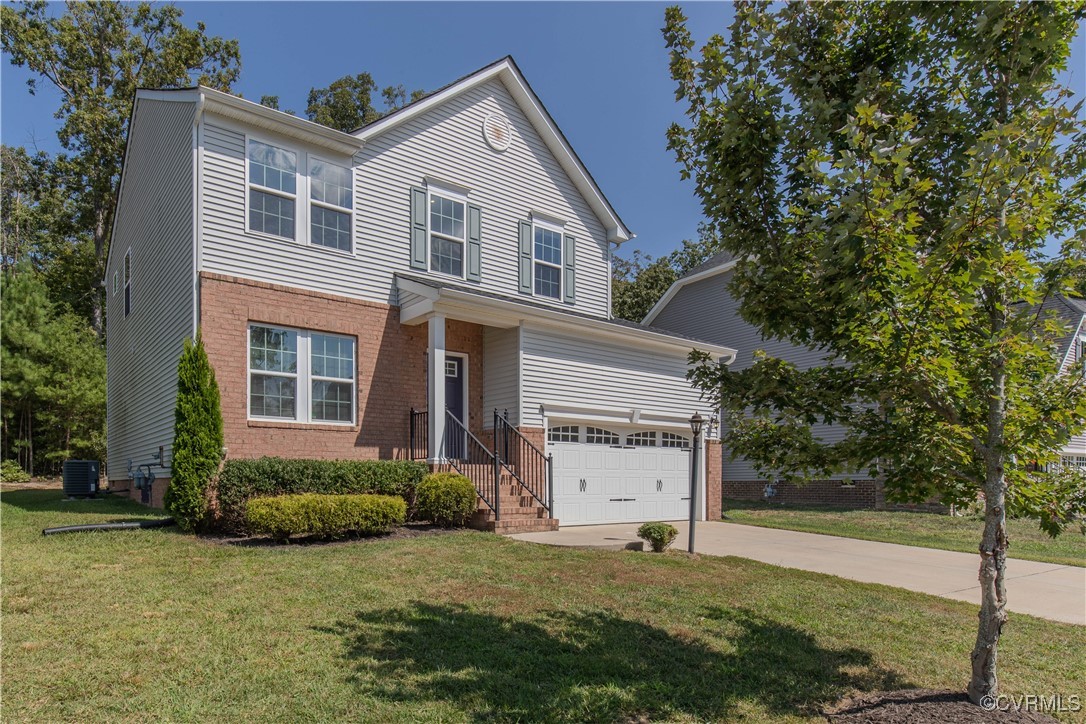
4,489,1085,723
721,498,1086,568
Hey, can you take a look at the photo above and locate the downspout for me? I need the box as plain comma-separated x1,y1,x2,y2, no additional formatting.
191,93,206,338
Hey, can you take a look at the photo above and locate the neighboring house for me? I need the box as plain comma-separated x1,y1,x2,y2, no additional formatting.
105,57,736,532
645,252,1086,508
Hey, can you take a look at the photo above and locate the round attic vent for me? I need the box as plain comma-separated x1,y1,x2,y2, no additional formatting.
482,113,512,152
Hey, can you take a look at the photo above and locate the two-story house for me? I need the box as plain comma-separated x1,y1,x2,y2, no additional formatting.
646,251,1086,508
105,57,736,531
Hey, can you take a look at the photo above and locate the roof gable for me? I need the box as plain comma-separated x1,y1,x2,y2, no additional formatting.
353,56,631,244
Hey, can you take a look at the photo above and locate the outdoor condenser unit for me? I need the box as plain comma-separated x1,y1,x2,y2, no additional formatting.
62,460,100,497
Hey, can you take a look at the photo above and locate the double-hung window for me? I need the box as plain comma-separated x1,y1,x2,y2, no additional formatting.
309,157,353,252
429,191,466,277
533,222,562,299
248,140,297,240
248,323,355,424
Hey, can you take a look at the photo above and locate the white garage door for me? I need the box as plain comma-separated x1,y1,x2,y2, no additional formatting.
550,424,692,526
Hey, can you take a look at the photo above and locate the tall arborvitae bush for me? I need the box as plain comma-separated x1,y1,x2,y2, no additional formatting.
164,332,223,531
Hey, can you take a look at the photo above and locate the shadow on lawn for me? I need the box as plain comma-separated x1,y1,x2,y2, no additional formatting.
0,487,156,516
317,601,907,721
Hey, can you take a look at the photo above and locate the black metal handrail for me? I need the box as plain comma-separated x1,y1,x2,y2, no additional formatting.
494,409,553,514
409,408,429,461
445,410,499,516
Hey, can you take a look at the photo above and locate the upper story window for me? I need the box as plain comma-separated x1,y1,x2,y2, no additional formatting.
309,157,353,252
533,222,562,299
248,323,355,425
123,250,132,317
430,191,466,277
248,140,297,240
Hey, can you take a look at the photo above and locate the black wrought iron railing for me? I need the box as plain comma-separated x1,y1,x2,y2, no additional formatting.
409,408,429,461
445,410,499,516
494,409,553,514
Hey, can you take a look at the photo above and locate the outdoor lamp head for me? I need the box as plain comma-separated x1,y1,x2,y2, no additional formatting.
689,411,705,436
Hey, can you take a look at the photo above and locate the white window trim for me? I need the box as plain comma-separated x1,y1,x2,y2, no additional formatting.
245,135,300,243
244,135,356,256
426,183,469,281
246,323,356,426
531,218,564,300
308,153,355,256
112,270,119,296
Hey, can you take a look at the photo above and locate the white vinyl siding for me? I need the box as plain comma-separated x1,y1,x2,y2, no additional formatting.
106,97,197,480
199,77,610,316
519,326,707,428
482,326,519,428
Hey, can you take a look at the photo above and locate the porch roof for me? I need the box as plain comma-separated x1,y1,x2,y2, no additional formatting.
395,273,737,362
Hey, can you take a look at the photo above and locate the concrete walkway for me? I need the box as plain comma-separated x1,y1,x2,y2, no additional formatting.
509,521,1086,625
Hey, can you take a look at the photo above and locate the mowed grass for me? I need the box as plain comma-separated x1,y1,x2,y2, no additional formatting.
4,489,1085,723
722,498,1086,568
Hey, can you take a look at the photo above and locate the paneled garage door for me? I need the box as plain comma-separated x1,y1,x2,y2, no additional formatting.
550,424,692,526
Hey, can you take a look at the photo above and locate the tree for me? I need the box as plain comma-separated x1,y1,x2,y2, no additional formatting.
164,332,223,532
2,0,241,335
665,2,1086,704
306,73,424,132
612,223,724,321
0,267,105,474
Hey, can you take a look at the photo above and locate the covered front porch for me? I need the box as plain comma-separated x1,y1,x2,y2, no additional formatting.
395,272,736,533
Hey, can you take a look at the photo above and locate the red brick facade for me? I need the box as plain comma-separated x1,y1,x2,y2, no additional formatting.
200,272,486,462
705,439,722,519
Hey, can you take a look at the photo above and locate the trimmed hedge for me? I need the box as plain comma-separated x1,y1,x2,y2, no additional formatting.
245,493,407,542
416,472,477,527
215,457,427,532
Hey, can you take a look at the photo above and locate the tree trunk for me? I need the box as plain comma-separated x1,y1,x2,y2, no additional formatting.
968,463,1008,703
969,299,1009,705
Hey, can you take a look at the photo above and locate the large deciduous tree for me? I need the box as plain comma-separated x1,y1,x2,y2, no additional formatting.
1,0,241,335
665,1,1085,704
306,73,425,132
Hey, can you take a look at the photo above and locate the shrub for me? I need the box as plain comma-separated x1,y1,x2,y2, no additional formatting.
216,457,428,532
245,493,406,542
164,332,223,532
415,472,477,527
638,522,679,552
1,460,31,484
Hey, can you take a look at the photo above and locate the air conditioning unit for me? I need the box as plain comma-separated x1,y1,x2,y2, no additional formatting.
62,460,100,497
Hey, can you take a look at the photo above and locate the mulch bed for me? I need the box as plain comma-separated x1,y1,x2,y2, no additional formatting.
203,521,472,547
825,689,1060,723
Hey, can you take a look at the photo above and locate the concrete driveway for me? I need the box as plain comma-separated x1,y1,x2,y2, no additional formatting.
509,521,1086,625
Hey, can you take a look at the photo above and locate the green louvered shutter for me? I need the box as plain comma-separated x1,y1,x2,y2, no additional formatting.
518,220,533,294
562,233,576,304
409,186,427,270
466,205,482,282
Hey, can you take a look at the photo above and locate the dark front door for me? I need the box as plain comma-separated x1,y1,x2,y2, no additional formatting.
444,355,466,459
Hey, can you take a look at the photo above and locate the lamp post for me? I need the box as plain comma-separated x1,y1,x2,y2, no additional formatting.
688,411,706,554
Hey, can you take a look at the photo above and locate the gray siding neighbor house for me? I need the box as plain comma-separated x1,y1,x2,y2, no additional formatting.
645,252,1086,508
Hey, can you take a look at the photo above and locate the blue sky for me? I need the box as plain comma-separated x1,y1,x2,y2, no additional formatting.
2,3,1083,262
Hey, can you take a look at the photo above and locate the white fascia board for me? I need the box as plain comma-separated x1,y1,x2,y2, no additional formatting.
642,258,741,325
355,58,632,244
198,87,363,156
541,403,696,430
395,276,736,360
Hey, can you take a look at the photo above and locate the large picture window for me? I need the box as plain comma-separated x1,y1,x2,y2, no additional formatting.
248,140,297,239
248,324,355,424
430,191,465,277
533,223,562,299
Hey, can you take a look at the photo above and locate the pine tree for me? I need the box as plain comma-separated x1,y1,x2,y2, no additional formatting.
164,332,224,531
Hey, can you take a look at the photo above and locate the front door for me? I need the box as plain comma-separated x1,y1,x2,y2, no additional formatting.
444,355,466,459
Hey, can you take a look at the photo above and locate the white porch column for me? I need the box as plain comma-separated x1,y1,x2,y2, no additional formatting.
427,314,446,462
